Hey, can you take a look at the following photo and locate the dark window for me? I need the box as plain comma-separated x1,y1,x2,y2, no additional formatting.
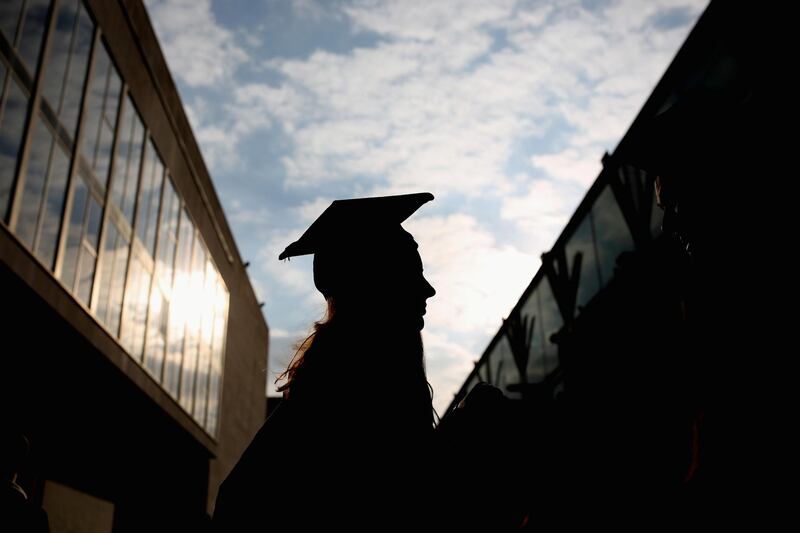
592,185,634,285
41,0,93,139
16,0,50,77
80,41,120,189
136,139,163,256
15,116,70,270
0,1,25,45
121,254,151,361
563,213,601,315
94,219,130,336
111,94,144,225
0,67,29,220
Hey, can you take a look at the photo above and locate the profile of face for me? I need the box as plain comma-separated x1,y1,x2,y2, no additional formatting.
384,238,436,331
331,231,436,332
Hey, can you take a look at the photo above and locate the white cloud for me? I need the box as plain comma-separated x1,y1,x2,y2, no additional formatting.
146,0,708,414
422,330,479,414
144,0,247,87
531,148,603,188
220,0,704,202
406,214,537,337
500,176,581,259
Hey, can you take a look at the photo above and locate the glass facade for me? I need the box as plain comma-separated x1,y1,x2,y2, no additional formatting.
0,0,227,436
461,170,660,406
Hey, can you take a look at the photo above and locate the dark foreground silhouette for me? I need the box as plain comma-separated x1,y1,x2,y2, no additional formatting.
213,194,447,529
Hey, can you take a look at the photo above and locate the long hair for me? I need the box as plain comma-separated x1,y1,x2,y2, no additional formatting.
275,298,337,396
275,297,437,429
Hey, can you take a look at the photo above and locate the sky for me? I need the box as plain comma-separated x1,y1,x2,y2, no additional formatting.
143,0,708,415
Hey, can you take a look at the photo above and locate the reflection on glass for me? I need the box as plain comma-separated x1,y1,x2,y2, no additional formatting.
143,284,168,380
649,180,662,238
206,278,228,435
538,278,563,376
593,186,635,285
16,118,52,248
193,259,217,423
520,289,546,383
59,175,87,289
156,177,179,284
17,0,50,76
0,1,25,43
111,95,144,224
179,239,207,413
16,116,69,269
41,0,92,139
136,140,163,256
42,0,94,137
33,140,68,269
80,42,120,189
59,174,100,306
1,72,29,220
564,214,601,315
121,255,151,361
95,220,130,337
164,209,194,398
493,336,521,399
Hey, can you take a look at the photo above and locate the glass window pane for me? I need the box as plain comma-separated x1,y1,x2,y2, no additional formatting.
563,214,601,315
34,139,69,269
17,0,50,76
95,220,129,337
164,209,194,398
85,192,101,248
121,255,150,361
59,174,87,290
80,42,120,189
1,72,29,220
143,285,168,380
16,118,53,247
156,177,179,285
136,139,163,256
179,238,207,412
193,259,217,423
519,289,546,384
489,335,520,399
539,277,563,376
111,95,144,224
0,1,24,44
649,180,662,238
206,277,228,435
76,244,95,304
59,3,91,137
593,186,635,286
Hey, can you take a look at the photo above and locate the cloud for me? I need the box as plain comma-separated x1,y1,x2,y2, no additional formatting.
422,330,479,413
146,0,708,416
501,176,580,253
406,214,537,337
144,0,247,87
531,148,603,188
219,0,704,203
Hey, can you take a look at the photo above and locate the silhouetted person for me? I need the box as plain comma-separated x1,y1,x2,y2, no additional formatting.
1,430,49,533
213,193,439,531
629,74,773,513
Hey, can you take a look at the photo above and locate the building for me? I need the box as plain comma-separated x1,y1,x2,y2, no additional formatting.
1,0,268,530
444,0,771,510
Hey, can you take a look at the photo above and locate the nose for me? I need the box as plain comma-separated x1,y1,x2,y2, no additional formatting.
422,276,436,299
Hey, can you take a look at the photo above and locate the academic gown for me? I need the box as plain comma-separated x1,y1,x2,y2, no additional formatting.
212,339,434,531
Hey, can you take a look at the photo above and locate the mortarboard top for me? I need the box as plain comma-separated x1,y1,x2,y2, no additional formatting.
278,192,434,260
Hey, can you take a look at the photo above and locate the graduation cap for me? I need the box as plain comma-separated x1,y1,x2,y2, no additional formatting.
279,192,434,296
